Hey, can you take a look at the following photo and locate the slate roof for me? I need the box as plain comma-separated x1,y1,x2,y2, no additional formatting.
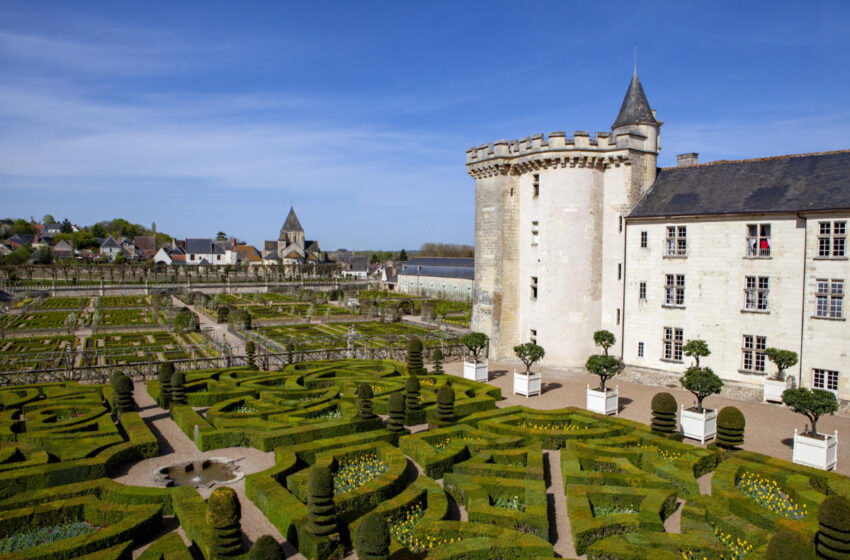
612,73,658,129
100,236,120,249
134,236,156,254
349,256,368,272
399,264,474,281
185,238,214,254
263,251,280,261
629,150,850,219
404,257,474,268
8,234,36,246
281,206,304,233
305,240,320,253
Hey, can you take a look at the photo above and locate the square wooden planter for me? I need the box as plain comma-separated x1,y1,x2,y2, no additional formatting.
586,385,618,415
763,378,789,403
463,360,488,382
514,370,541,397
680,405,717,444
792,429,838,471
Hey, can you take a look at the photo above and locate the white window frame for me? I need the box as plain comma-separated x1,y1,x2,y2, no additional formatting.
818,221,846,258
665,225,687,257
664,274,685,306
744,276,769,311
746,224,771,257
813,369,839,395
815,279,844,318
663,327,683,361
741,335,767,373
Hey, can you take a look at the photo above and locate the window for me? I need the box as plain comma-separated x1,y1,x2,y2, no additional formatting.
530,276,538,300
815,279,844,318
664,274,685,306
531,222,539,246
640,231,648,248
813,369,839,394
619,216,623,233
637,342,644,357
818,221,846,257
190,254,195,260
618,263,622,280
532,174,540,198
663,327,683,361
665,226,687,257
746,224,771,257
742,335,767,373
529,329,537,344
744,276,769,311
616,308,621,325
639,281,647,300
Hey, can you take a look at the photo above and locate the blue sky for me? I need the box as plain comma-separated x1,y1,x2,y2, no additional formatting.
1,1,849,250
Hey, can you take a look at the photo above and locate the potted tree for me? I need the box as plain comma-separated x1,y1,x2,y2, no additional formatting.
682,339,710,368
513,342,545,397
680,366,723,443
782,387,839,470
460,332,488,382
585,331,621,415
763,348,798,403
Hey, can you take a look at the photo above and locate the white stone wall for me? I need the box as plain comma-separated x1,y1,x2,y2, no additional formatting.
397,274,473,301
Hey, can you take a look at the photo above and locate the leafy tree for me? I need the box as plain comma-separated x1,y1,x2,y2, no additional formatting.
680,367,723,412
11,219,36,235
42,214,56,225
60,219,73,234
585,354,621,392
683,339,711,367
216,231,228,241
593,330,616,356
3,245,33,265
514,342,545,374
90,223,106,238
370,253,380,264
460,332,488,363
782,388,838,435
764,348,798,381
398,249,408,261
34,246,51,265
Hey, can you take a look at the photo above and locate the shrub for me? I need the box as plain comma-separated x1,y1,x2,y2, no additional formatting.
431,348,444,374
817,495,850,559
206,486,242,558
405,377,421,411
157,362,174,409
514,343,545,374
356,383,375,419
245,341,256,369
593,330,616,356
716,406,745,449
112,373,134,413
249,535,284,560
682,339,710,367
460,332,488,363
387,393,406,433
767,531,815,560
437,385,455,423
680,366,723,412
650,392,677,434
406,336,426,375
585,354,621,392
173,309,199,333
764,348,798,381
170,372,187,406
354,512,390,560
782,388,839,435
306,465,336,536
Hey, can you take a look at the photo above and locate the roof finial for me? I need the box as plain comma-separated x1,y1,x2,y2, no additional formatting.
633,45,637,76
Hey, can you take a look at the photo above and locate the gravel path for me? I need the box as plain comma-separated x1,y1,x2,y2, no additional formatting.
173,296,246,356
545,449,579,559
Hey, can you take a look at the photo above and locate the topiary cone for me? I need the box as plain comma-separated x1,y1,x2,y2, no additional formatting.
249,535,284,560
405,376,421,411
650,392,678,434
306,465,337,536
437,384,455,423
354,512,390,560
716,406,745,449
206,487,242,558
431,348,444,374
157,362,174,409
406,336,426,375
356,383,375,419
170,371,187,405
387,392,406,433
112,372,135,413
817,495,850,559
245,341,256,368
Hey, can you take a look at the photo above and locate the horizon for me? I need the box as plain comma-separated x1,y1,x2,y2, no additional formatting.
1,1,849,250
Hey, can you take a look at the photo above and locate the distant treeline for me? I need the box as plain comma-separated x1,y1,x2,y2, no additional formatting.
417,243,474,258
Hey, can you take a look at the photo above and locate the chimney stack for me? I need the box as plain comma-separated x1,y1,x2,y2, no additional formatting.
677,153,699,166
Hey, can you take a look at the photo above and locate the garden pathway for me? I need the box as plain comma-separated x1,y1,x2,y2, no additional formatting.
545,450,579,559
116,380,303,559
172,296,246,356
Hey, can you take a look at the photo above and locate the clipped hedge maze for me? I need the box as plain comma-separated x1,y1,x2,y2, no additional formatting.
83,332,188,365
0,336,76,371
0,311,77,331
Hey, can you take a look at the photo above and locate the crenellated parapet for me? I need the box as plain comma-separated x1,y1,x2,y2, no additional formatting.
465,130,650,178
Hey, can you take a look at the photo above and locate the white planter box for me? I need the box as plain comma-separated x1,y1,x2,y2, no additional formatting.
514,370,541,397
793,429,838,471
763,378,789,403
680,406,717,444
463,360,488,382
586,385,618,415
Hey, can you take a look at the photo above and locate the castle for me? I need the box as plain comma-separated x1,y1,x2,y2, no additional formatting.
468,73,850,400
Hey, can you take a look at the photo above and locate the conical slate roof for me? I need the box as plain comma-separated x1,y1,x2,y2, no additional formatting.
612,73,657,129
280,207,304,233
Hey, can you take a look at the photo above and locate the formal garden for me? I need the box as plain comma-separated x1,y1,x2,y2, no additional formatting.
0,344,843,560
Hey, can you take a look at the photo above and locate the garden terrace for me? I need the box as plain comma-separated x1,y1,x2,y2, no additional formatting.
95,296,150,308
0,336,77,372
0,310,79,331
92,308,165,328
30,297,90,310
82,332,189,366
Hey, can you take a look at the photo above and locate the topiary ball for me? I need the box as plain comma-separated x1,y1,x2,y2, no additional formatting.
767,531,815,560
716,406,745,449
354,512,390,560
817,495,850,559
405,376,420,393
356,383,373,400
207,486,241,527
249,535,284,560
651,392,677,414
113,373,133,395
437,384,455,405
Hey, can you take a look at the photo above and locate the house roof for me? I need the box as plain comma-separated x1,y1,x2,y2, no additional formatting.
280,206,304,234
263,251,281,261
612,73,657,129
100,236,121,249
305,240,320,253
349,256,368,272
405,257,474,268
53,239,73,251
134,236,156,253
629,150,850,219
236,245,261,261
399,264,474,280
185,238,214,254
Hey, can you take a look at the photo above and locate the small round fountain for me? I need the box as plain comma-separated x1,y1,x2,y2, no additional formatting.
153,458,244,488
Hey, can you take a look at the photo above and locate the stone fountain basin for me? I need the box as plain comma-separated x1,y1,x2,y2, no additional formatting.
153,457,244,488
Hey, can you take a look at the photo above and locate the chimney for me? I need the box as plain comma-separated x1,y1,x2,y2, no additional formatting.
677,153,699,166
